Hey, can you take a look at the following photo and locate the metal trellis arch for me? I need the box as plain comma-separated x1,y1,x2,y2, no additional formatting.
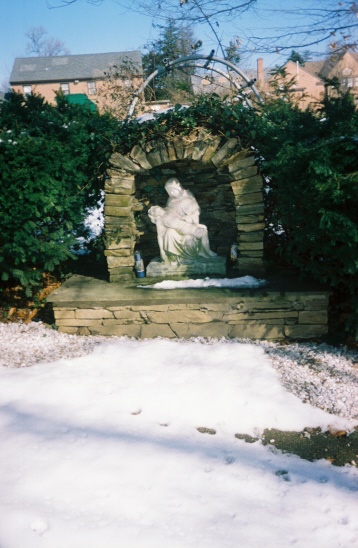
127,52,263,117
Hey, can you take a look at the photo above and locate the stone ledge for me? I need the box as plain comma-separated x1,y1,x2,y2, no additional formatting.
55,316,329,340
171,322,231,339
299,310,328,324
49,274,330,341
230,323,285,340
141,324,177,339
284,325,328,339
90,324,142,337
144,309,223,324
224,310,298,321
75,309,114,319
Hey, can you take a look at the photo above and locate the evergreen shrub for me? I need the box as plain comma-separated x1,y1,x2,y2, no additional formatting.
253,92,358,340
0,92,116,295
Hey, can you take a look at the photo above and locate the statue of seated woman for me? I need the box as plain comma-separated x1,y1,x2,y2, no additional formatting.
148,205,217,265
164,178,200,225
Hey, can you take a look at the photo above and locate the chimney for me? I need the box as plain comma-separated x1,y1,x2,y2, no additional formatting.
257,58,264,87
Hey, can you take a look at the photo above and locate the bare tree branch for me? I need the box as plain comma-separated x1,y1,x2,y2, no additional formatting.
26,26,70,56
244,1,358,54
48,0,256,24
47,0,358,56
48,0,256,62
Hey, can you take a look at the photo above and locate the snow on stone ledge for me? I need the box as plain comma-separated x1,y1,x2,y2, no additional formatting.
139,276,267,290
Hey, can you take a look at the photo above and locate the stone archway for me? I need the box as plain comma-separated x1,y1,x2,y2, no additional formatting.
104,128,265,282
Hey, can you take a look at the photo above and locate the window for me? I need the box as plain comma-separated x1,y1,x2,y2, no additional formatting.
342,77,354,88
87,81,97,95
60,83,70,95
23,85,32,95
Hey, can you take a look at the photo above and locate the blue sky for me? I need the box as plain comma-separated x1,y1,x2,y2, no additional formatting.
0,0,331,91
1,0,153,88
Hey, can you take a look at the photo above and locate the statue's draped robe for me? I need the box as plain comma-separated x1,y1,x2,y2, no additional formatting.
158,211,213,261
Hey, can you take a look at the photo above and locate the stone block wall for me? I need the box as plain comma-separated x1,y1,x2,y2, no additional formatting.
227,150,265,276
104,130,266,282
53,290,329,341
104,169,138,282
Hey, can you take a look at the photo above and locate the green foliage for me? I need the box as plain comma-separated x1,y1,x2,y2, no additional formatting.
142,19,197,102
287,50,307,65
114,95,257,153
267,66,306,103
0,92,116,295
225,38,241,64
253,91,358,338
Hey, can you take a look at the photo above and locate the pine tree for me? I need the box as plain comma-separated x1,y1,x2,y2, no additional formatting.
142,20,197,102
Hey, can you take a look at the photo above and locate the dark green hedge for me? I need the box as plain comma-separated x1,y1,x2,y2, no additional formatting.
0,92,116,294
253,93,358,340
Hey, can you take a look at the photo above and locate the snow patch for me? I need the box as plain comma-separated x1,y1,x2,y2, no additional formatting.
0,324,357,547
139,275,267,290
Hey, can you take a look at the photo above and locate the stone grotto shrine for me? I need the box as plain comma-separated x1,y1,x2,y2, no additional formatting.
48,128,330,341
104,129,265,281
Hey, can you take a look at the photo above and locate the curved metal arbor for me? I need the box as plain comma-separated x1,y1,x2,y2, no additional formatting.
128,52,263,117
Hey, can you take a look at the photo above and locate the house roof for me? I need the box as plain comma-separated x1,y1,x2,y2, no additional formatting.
10,51,142,84
302,60,325,77
283,60,324,83
319,52,345,79
319,50,358,79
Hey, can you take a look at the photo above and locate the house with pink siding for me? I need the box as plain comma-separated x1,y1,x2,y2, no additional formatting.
262,51,358,109
10,51,142,114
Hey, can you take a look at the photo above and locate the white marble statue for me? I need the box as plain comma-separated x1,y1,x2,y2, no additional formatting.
148,181,217,265
164,178,200,225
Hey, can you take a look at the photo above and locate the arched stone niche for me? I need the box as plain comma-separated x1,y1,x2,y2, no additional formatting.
104,128,265,282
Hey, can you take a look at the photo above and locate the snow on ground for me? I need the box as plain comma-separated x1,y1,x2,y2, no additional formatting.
0,323,357,548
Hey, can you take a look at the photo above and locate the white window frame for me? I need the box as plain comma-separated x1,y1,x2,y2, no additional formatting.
60,83,70,95
23,85,32,95
87,81,97,95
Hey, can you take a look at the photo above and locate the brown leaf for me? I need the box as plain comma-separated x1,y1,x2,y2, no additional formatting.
328,427,347,438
